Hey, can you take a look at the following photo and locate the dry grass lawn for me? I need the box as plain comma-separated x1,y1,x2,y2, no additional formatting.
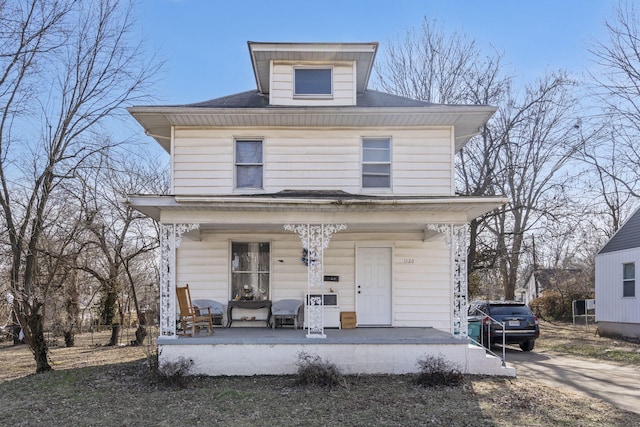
0,323,638,426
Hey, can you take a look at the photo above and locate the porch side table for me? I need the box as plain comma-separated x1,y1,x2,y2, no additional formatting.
226,300,272,327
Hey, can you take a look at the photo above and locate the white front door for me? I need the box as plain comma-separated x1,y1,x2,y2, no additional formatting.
356,247,392,325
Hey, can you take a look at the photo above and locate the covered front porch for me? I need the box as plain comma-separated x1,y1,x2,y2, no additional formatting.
158,327,515,376
126,191,511,375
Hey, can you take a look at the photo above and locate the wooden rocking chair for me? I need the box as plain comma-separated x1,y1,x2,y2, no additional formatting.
176,284,214,336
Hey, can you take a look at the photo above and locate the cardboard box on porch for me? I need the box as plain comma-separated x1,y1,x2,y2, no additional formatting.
340,311,356,329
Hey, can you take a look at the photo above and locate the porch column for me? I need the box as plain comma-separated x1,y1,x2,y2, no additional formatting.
284,224,346,338
159,223,199,338
427,223,469,338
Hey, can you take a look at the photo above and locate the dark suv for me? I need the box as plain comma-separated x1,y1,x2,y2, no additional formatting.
468,301,540,351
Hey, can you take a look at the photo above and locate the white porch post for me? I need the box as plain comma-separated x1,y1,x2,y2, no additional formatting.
159,223,199,338
284,224,346,338
427,223,469,338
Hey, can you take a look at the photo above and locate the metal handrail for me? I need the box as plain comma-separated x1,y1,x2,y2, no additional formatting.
468,309,506,367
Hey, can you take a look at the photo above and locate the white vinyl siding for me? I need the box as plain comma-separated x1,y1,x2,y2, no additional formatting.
172,128,453,196
595,247,640,324
176,231,452,332
270,62,355,106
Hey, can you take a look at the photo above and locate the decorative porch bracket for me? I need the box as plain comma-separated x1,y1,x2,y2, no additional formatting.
284,224,347,338
426,223,469,338
159,223,200,338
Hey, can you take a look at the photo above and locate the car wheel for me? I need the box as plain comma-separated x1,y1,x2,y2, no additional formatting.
519,340,535,352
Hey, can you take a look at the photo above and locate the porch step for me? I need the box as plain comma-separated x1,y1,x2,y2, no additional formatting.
466,344,516,377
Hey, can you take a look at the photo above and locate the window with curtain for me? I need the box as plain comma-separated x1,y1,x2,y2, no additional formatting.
231,242,270,301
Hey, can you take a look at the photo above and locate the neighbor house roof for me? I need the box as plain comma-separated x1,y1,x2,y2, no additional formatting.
598,207,640,254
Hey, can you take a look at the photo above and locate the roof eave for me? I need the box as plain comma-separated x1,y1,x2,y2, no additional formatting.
127,104,496,153
125,194,507,223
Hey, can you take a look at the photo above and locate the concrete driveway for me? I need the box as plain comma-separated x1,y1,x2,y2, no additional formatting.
505,346,640,415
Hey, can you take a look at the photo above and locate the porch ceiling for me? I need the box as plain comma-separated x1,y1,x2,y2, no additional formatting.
125,194,506,233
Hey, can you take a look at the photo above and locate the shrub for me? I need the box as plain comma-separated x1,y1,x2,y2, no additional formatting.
295,352,346,388
530,290,593,321
415,354,464,387
146,349,193,388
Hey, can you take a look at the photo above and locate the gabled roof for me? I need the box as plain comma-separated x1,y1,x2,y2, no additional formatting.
128,90,496,153
526,268,586,288
248,41,378,94
598,207,640,254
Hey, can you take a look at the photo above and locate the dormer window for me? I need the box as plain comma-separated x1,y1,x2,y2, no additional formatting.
294,67,333,98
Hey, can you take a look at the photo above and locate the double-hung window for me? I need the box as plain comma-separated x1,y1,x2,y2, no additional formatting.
362,138,391,188
623,262,635,297
231,242,270,301
294,67,332,98
235,139,263,189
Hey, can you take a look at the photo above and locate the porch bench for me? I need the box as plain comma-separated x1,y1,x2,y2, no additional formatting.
192,299,225,326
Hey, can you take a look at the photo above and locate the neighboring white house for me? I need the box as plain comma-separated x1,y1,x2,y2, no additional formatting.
596,207,640,338
126,41,511,376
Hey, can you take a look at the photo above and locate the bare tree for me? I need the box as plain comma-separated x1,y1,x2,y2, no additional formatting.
0,0,159,372
488,72,583,299
587,1,640,200
71,151,163,346
376,19,584,300
375,18,487,104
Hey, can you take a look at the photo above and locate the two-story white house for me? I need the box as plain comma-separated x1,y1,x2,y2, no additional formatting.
126,41,511,376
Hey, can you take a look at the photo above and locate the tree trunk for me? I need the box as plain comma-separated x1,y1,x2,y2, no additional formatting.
63,277,80,347
108,323,120,346
133,325,147,346
24,310,52,373
100,286,118,326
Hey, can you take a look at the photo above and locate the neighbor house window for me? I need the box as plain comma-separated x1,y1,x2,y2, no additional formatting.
623,262,635,297
362,138,391,188
231,242,270,301
294,67,332,97
235,140,263,189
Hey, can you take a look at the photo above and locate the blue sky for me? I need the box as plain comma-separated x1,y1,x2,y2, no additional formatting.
135,0,614,105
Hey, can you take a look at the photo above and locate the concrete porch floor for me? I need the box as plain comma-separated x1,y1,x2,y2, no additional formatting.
157,327,516,377
160,326,462,345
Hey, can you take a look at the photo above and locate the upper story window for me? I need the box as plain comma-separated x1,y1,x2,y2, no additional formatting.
235,139,263,189
294,67,332,98
362,138,391,188
623,262,635,297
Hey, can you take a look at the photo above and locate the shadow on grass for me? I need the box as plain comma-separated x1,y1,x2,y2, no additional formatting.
0,358,493,427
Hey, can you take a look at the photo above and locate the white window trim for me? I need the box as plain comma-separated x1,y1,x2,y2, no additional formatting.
293,66,334,99
234,138,264,192
361,137,392,192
